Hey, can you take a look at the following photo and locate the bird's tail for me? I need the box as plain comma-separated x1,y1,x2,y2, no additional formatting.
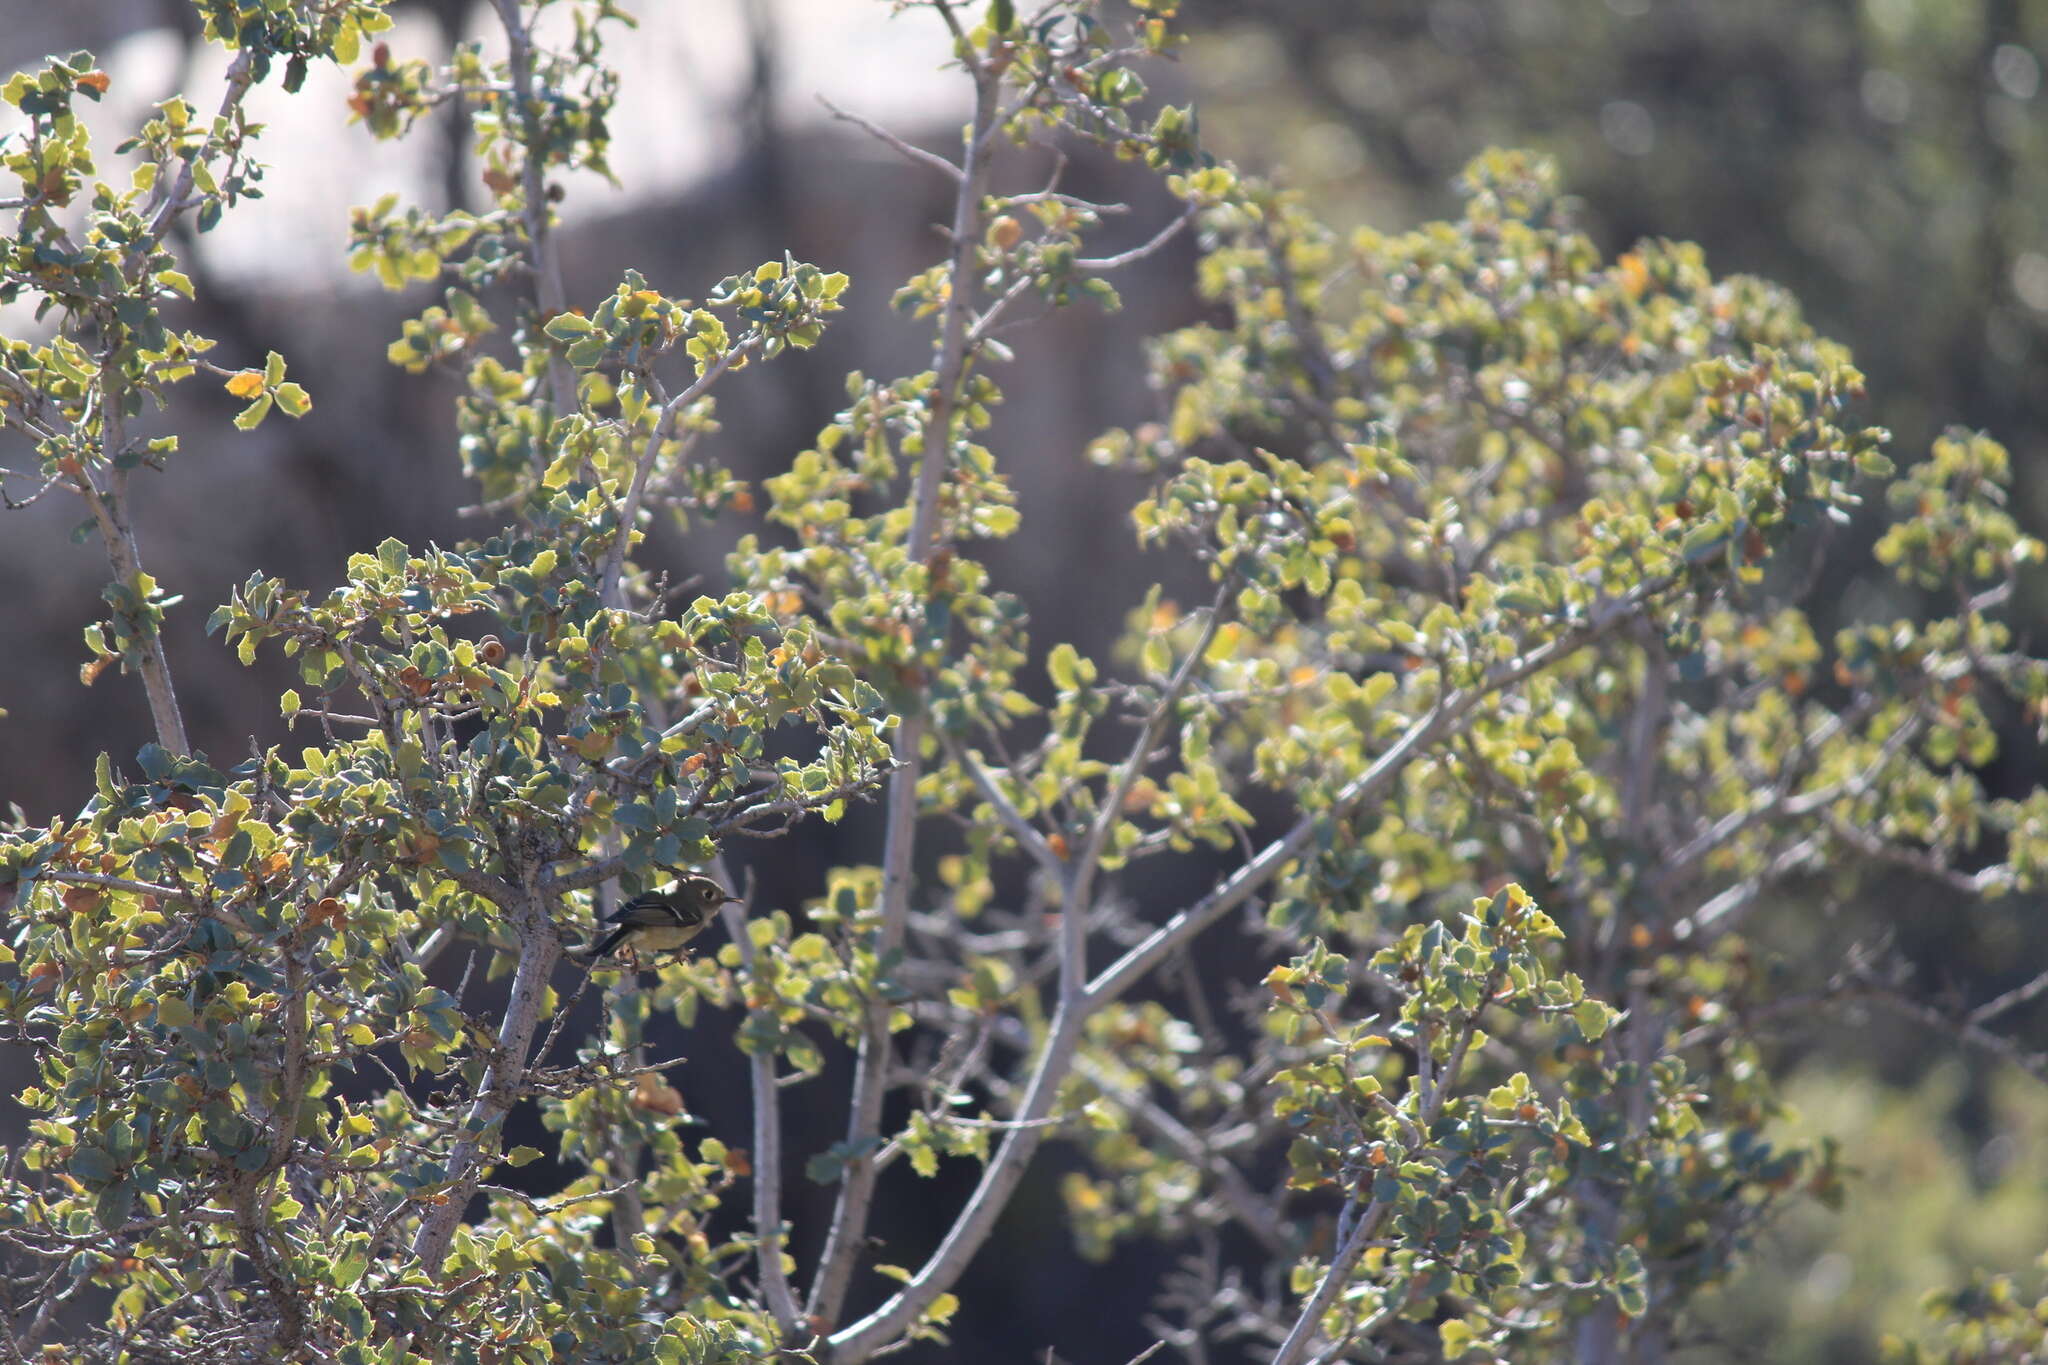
567,924,628,963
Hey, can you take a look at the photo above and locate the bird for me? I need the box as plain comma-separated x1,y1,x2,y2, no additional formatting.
568,874,739,965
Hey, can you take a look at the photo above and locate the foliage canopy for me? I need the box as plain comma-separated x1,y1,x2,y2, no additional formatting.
1,3,2043,1362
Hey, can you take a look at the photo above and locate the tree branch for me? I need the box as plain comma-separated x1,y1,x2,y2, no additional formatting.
947,738,1066,884
487,0,577,416
817,96,964,183
1076,198,1198,272
1090,581,1669,1007
143,51,255,244
1269,1190,1391,1365
410,877,561,1270
1065,585,1229,1002
719,864,803,1339
827,582,1671,1358
806,34,1003,1330
1275,974,1500,1364
826,1007,1087,1359
79,358,191,756
596,339,759,608
33,870,196,906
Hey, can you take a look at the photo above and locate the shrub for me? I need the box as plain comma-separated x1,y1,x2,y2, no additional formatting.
1,3,2042,1362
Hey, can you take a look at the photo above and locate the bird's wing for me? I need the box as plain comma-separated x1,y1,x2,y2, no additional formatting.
604,894,680,928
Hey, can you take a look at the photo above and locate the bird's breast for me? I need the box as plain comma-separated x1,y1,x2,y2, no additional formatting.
634,923,703,951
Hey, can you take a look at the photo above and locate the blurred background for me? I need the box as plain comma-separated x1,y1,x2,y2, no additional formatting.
4,2,2047,1359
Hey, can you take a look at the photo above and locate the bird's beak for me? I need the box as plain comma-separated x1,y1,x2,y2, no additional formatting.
722,892,744,905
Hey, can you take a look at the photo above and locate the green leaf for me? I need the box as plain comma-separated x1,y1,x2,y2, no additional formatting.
1047,642,1080,691
69,1147,114,1183
1573,998,1615,1042
1613,1244,1648,1316
232,395,274,431
1679,521,1728,564
273,383,312,418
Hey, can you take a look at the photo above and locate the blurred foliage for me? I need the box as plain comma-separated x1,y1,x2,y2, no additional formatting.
1187,0,2048,498
1684,1061,2048,1359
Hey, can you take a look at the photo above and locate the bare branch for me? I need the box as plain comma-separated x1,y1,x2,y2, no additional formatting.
1837,946,2048,1083
1066,584,1230,1001
1971,968,2048,1027
717,863,803,1338
1269,1190,1391,1365
1823,812,2015,899
817,96,964,182
946,738,1067,885
1077,199,1199,272
961,273,1040,352
827,1007,1088,1359
1078,1056,1285,1254
1672,834,1823,943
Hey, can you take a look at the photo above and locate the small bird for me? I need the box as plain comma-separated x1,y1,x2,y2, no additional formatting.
568,874,739,965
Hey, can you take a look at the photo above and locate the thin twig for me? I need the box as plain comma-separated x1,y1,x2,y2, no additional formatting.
31,871,197,905
818,96,963,182
1838,950,2048,1082
1066,584,1230,1001
1671,835,1823,943
1077,199,1198,272
947,739,1066,884
596,339,759,608
1971,968,2048,1026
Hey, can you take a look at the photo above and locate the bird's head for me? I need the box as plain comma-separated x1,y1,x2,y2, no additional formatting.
675,873,741,924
